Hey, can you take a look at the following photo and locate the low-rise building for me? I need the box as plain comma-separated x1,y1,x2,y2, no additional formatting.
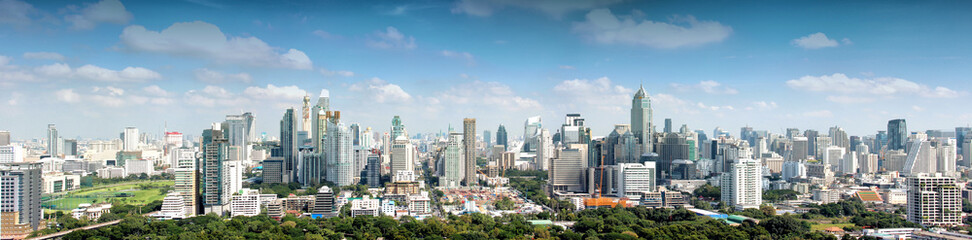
71,203,112,220
231,193,261,217
158,193,187,220
350,196,380,217
408,193,432,215
42,172,80,194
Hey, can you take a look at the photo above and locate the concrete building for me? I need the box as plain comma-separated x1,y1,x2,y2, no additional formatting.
813,189,841,204
390,136,414,177
125,159,152,176
549,144,588,193
721,159,761,209
230,192,261,217
350,196,380,217
122,127,139,151
262,158,285,184
159,193,188,220
0,163,42,238
0,145,24,164
615,162,656,199
325,112,354,186
408,193,432,216
42,172,80,194
441,132,464,188
463,118,476,186
907,173,961,227
312,186,337,218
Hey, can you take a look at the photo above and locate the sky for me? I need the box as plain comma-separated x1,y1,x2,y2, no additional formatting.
1,0,972,141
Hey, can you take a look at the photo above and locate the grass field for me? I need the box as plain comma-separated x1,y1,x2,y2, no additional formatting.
43,180,173,210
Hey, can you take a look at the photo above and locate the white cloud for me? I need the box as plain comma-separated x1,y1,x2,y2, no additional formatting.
349,78,412,103
34,63,72,77
312,29,338,39
441,50,475,65
451,0,622,19
791,32,841,49
912,105,924,112
75,64,161,82
553,77,632,113
752,101,777,110
803,110,833,118
64,0,133,30
143,85,169,97
559,65,575,70
6,92,21,105
55,89,80,103
786,73,961,98
244,84,307,100
120,21,313,70
366,27,416,50
670,80,738,94
193,68,252,84
23,52,65,61
0,0,38,26
436,81,541,111
573,9,732,49
319,68,354,77
825,95,874,104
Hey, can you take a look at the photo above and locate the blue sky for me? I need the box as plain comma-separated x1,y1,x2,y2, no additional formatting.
1,0,971,140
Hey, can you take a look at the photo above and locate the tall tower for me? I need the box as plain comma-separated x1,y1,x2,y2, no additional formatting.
888,119,908,151
280,108,297,182
496,125,508,151
631,85,653,154
46,124,58,156
391,116,405,140
311,90,329,153
463,118,476,185
301,95,311,132
122,127,138,151
325,111,354,186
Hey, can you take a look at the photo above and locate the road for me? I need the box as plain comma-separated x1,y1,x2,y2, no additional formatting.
26,211,159,240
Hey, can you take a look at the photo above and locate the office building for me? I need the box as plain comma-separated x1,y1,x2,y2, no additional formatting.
463,118,476,185
496,125,508,151
441,132,464,188
366,154,382,188
298,149,324,186
262,158,285,184
615,162,656,199
311,90,330,153
201,125,230,215
325,111,354,186
125,159,152,176
790,136,808,162
0,145,24,164
47,124,58,156
390,136,414,177
907,173,961,227
721,159,761,209
122,127,138,151
483,130,491,147
549,144,588,193
631,85,653,154
62,139,77,156
159,193,188,220
230,192,261,217
281,108,298,182
524,116,542,153
1,162,42,238
173,147,197,217
312,186,337,218
888,119,908,151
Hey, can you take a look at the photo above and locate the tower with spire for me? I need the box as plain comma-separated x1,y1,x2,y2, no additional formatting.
631,85,653,155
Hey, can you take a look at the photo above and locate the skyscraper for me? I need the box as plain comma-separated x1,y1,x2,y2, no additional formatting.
366,153,382,188
549,144,587,193
664,118,672,133
803,129,818,157
956,127,971,156
172,147,197,217
46,124,58,156
523,116,541,152
888,119,908,151
390,136,414,176
391,116,405,140
441,132,464,188
463,118,476,186
122,127,138,151
907,173,961,227
325,111,354,186
311,90,330,153
280,108,298,182
301,94,312,132
483,130,491,147
0,162,42,237
721,159,761,209
496,125,508,151
631,85,653,154
201,125,229,215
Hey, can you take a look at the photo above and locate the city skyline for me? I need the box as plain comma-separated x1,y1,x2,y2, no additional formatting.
2,0,972,139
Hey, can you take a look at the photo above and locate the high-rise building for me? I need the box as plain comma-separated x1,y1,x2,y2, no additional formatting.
496,125,508,151
523,116,541,152
391,116,405,140
122,127,138,151
790,136,809,162
325,111,354,186
483,130,491,147
888,119,908,151
721,159,761,209
280,108,298,182
172,147,197,217
366,153,382,188
631,85,653,154
1,162,43,237
311,90,330,153
46,124,58,156
549,144,588,194
441,132,464,188
0,131,9,146
0,145,24,164
561,114,585,145
262,158,285,184
201,125,230,215
62,139,78,156
301,94,312,132
312,186,337,218
350,123,360,146
615,162,656,199
803,130,818,157
390,136,414,177
463,118,476,186
663,118,672,133
657,133,689,178
242,112,256,144
907,173,961,227
536,128,553,171
956,127,971,158
298,149,324,186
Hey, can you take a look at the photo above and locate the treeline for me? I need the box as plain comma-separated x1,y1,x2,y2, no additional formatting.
28,201,164,237
59,206,841,240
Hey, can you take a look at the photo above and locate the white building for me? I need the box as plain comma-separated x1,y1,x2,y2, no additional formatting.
350,196,380,217
224,160,243,195
840,151,858,174
721,159,762,209
907,173,961,227
159,193,188,220
97,167,125,178
390,136,414,176
823,146,845,167
813,189,841,204
325,118,354,186
393,170,416,182
615,162,656,199
0,145,24,163
230,193,261,217
125,159,152,176
42,172,80,194
122,127,139,151
549,144,587,193
72,203,111,220
408,193,431,216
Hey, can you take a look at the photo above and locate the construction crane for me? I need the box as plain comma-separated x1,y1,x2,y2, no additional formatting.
584,155,626,208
